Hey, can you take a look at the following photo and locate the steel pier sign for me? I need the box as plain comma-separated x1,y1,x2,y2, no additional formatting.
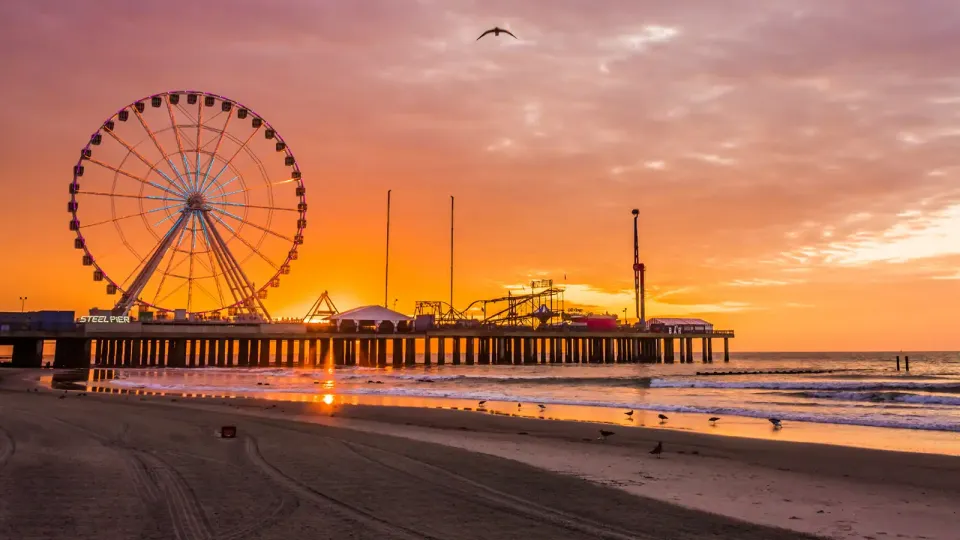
79,315,131,323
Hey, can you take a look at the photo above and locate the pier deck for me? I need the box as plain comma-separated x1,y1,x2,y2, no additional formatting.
1,323,735,369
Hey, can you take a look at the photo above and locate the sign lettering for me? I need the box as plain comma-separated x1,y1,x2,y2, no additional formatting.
79,315,131,323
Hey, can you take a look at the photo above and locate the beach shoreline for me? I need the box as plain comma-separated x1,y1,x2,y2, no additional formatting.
5,368,960,539
76,366,960,457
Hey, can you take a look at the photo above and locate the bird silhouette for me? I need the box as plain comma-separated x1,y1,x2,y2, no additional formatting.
625,410,634,416
478,400,487,406
517,402,522,408
650,441,663,458
708,416,720,425
658,413,669,423
477,26,518,41
598,429,615,441
537,404,546,410
769,418,782,429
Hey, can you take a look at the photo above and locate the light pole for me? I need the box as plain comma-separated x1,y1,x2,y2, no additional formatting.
385,189,391,308
632,208,646,328
18,296,27,313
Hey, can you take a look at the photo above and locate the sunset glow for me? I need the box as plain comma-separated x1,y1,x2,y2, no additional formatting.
1,1,958,351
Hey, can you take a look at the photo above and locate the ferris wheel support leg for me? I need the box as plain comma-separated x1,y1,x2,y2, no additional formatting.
113,213,190,315
201,212,272,321
201,216,250,310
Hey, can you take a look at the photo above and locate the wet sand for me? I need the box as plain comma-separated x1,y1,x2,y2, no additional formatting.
3,370,958,539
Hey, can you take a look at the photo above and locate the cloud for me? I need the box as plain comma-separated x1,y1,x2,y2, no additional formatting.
777,202,960,267
543,283,756,316
724,278,801,287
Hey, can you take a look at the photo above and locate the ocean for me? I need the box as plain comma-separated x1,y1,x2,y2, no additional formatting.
54,351,960,455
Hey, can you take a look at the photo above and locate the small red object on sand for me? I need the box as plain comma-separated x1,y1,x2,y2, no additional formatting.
220,426,237,438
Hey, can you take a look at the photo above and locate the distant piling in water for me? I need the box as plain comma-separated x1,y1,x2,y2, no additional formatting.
896,355,900,371
905,355,910,372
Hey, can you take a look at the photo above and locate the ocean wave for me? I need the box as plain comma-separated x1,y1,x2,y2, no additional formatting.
650,379,960,392
104,380,960,433
790,391,960,407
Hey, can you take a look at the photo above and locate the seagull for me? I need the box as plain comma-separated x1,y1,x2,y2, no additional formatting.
477,26,518,41
708,416,720,425
478,400,487,406
769,418,782,429
658,413,669,423
537,404,546,410
650,441,663,458
517,402,522,408
598,429,615,441
625,410,634,416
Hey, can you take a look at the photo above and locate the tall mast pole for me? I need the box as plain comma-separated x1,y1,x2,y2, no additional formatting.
632,208,644,326
385,189,391,308
449,195,454,311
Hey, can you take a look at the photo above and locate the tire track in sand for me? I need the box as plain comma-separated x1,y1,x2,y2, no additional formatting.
243,436,443,540
44,414,214,540
259,420,644,540
0,425,15,470
340,440,643,540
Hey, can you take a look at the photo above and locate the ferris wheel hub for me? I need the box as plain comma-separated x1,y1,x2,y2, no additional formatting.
186,193,206,210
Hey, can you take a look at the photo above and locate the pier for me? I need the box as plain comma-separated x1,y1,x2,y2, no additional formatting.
2,323,735,369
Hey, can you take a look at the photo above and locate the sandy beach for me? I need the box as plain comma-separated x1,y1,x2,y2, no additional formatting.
3,370,958,539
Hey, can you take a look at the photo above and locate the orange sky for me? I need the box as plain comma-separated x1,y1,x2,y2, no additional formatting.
1,0,958,351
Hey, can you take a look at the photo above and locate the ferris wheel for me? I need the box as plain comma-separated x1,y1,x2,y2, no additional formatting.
68,90,306,321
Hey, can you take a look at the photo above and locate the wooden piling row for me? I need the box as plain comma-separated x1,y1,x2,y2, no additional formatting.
87,334,733,368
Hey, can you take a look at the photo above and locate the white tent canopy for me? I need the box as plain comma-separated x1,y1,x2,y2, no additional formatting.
330,305,412,324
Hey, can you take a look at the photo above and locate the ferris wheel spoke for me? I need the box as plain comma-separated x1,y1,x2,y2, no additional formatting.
208,206,293,243
86,157,184,199
198,216,227,307
155,280,188,306
80,202,185,229
165,100,196,194
212,200,298,212
113,212,190,315
151,214,193,307
204,177,297,201
207,212,280,269
193,97,205,194
76,191,183,202
186,213,201,312
202,220,247,308
199,109,235,194
132,108,193,194
199,124,262,195
190,280,221,306
104,124,188,196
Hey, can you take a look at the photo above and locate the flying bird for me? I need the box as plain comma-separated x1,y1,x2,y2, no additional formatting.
537,404,546,410
477,26,518,41
625,410,634,416
478,400,487,406
517,402,522,408
658,414,669,422
769,418,782,429
598,429,615,441
708,417,720,425
650,441,663,458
